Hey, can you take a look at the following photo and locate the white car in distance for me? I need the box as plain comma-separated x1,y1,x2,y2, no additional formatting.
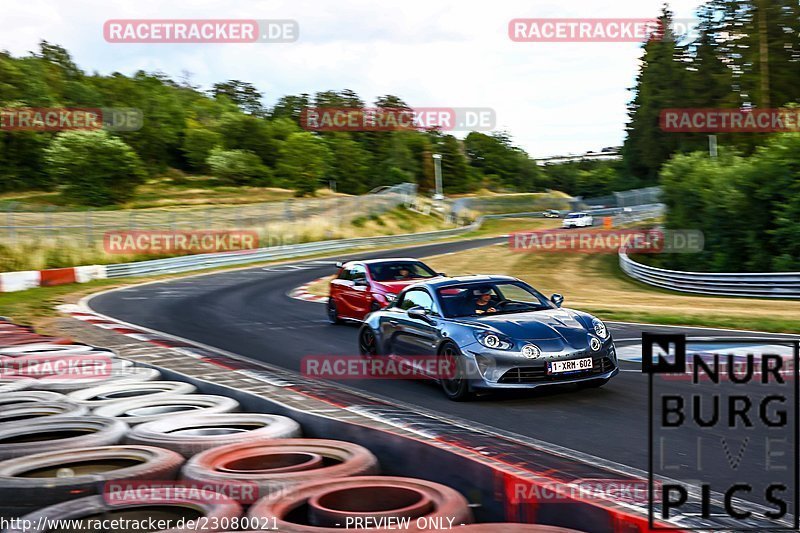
562,212,593,228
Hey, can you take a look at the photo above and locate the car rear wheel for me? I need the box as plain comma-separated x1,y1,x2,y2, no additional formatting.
439,343,473,402
327,299,341,325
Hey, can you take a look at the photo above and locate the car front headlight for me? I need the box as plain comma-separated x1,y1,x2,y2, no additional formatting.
592,319,608,339
474,330,513,350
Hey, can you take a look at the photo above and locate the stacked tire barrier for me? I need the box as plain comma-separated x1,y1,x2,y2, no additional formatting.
0,318,576,532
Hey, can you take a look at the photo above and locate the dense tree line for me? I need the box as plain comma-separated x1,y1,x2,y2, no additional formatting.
0,42,567,206
626,1,800,271
624,1,800,181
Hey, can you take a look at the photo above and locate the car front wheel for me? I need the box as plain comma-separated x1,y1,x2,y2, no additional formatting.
439,342,473,401
358,326,379,359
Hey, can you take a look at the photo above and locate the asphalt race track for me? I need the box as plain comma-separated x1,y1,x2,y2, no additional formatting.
90,237,799,502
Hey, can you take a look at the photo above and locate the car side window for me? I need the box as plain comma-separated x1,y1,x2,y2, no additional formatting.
399,289,433,311
350,265,367,282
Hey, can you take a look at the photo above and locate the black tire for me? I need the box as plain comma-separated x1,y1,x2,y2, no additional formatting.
8,493,241,532
327,298,341,325
0,445,184,518
0,416,128,460
439,342,473,401
579,377,610,389
127,413,302,458
358,326,380,359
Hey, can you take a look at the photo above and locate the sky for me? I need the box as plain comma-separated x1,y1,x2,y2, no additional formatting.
4,0,705,158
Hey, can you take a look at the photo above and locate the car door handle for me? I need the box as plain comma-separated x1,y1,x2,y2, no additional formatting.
389,320,399,326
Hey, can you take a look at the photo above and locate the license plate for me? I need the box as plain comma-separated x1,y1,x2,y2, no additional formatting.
548,357,593,374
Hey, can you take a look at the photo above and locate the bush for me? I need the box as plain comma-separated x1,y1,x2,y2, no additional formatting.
276,133,331,197
206,148,273,185
660,133,800,272
44,130,145,206
181,128,223,171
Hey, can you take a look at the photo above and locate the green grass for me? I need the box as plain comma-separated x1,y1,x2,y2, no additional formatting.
0,279,122,329
455,191,571,215
461,217,562,237
424,246,800,334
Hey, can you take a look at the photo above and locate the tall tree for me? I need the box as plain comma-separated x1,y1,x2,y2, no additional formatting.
622,6,688,182
212,80,264,115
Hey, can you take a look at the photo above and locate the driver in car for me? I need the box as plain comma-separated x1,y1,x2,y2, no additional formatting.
471,287,498,314
394,267,412,280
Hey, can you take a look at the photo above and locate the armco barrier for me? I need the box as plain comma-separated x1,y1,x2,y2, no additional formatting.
0,204,664,292
619,248,800,298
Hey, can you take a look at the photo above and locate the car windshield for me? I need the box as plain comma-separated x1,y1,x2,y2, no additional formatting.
368,261,437,282
437,282,553,318
566,213,584,219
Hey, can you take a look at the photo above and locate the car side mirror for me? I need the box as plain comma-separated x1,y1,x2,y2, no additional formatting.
437,272,446,277
354,278,369,287
408,306,434,323
550,293,564,307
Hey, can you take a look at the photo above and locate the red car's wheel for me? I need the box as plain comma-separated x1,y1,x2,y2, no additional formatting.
326,299,341,325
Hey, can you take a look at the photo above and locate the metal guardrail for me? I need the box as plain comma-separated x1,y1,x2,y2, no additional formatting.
105,224,478,278
105,205,667,279
619,249,800,299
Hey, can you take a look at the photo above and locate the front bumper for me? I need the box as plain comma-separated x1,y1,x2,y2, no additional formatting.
464,341,619,390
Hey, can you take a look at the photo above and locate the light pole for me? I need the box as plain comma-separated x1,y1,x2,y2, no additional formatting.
708,135,718,158
432,153,443,201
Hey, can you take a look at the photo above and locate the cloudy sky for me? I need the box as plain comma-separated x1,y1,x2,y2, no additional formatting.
5,0,704,157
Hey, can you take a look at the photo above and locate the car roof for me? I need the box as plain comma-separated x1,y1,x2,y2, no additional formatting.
411,275,518,289
343,258,425,267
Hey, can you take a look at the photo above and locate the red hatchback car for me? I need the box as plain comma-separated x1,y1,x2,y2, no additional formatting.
327,258,443,323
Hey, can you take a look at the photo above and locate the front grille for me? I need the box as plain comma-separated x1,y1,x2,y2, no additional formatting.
498,356,614,384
